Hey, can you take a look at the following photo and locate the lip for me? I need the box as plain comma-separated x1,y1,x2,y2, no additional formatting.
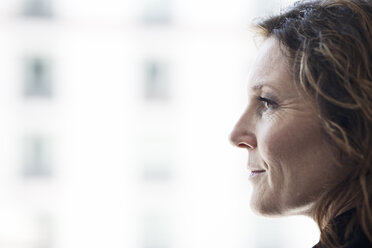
249,170,266,178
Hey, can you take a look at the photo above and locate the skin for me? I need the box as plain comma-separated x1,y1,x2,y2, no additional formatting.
230,37,345,216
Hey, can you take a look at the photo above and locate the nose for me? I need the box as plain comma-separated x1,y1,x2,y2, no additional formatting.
229,111,257,149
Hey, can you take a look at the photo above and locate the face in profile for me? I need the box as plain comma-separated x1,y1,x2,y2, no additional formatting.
230,37,345,216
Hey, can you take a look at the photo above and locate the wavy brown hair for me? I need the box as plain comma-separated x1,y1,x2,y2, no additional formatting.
254,0,372,247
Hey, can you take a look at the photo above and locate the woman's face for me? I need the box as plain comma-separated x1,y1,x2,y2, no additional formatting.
230,38,344,216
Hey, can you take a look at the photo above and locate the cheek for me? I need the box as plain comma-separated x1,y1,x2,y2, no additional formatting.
258,119,324,162
257,118,329,189
257,122,297,164
257,119,339,198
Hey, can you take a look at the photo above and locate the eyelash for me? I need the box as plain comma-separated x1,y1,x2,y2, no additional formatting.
258,96,277,110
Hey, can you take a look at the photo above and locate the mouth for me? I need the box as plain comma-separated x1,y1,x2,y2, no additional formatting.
249,170,266,178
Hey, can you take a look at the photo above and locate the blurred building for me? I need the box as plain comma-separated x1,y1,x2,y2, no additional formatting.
0,0,319,248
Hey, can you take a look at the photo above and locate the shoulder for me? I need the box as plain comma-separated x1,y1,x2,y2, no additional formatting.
313,231,372,248
345,232,372,248
312,209,372,248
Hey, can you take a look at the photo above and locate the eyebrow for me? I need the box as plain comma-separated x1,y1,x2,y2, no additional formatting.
250,82,278,92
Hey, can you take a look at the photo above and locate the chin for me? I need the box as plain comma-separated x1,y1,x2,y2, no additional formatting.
249,197,283,216
250,196,314,217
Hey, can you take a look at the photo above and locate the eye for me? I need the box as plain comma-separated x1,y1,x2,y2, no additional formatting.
258,96,277,111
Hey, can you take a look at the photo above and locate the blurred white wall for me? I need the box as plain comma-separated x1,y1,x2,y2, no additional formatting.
0,0,319,247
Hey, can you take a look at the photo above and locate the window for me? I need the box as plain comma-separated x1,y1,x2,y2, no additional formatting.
24,56,53,98
143,0,172,25
142,213,170,248
141,137,171,181
144,60,169,101
35,214,54,248
253,0,282,16
23,135,52,177
143,160,171,181
23,0,53,17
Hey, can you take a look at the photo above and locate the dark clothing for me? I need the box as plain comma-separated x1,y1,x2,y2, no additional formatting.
312,209,372,248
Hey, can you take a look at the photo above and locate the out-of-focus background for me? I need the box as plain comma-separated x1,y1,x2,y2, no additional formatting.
0,0,319,247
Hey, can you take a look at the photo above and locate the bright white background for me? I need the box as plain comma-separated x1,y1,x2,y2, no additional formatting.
0,0,319,247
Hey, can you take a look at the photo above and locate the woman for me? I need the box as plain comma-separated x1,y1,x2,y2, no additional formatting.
230,0,372,247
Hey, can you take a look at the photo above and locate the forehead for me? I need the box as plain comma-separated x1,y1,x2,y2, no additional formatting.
248,37,293,92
